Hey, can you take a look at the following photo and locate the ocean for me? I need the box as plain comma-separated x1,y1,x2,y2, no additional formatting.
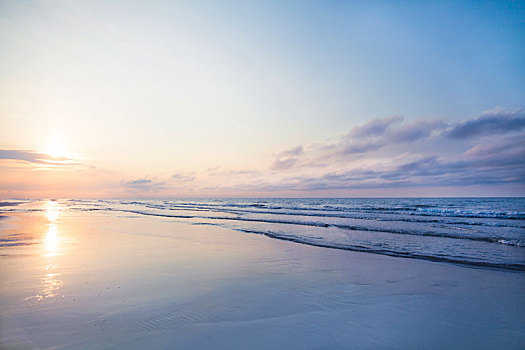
1,197,524,348
2,197,524,271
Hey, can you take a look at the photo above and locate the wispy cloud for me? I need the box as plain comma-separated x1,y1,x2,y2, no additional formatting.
270,146,305,170
447,108,525,139
120,178,167,191
218,108,525,194
268,108,525,172
222,152,524,193
338,141,385,155
335,117,446,156
349,115,403,138
171,172,195,182
207,167,260,177
0,149,82,168
386,119,446,143
23,107,519,197
277,146,304,157
270,157,298,170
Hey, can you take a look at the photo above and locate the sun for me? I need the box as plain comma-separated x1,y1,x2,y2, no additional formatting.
47,141,67,159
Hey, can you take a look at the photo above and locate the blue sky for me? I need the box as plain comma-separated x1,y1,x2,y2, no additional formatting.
0,0,523,197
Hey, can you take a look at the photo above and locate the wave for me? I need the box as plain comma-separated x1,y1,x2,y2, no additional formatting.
0,242,36,247
117,199,525,219
2,202,523,246
232,227,525,272
114,202,525,229
498,239,525,247
0,201,23,207
4,199,524,271
106,209,525,247
8,201,523,229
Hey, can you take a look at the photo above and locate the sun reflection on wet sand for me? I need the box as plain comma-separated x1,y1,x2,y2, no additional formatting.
26,201,65,301
46,200,59,223
41,262,64,299
44,223,59,258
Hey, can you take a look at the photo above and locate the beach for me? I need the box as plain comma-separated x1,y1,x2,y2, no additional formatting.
1,201,524,349
2,1,524,348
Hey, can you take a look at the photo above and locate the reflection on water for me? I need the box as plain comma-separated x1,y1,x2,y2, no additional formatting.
41,262,64,299
26,201,65,301
44,223,59,257
44,200,60,258
26,264,64,301
46,201,59,222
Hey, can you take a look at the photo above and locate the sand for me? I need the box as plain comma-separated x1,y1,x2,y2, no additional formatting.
0,206,524,349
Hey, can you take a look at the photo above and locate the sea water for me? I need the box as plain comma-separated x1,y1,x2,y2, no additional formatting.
2,198,524,271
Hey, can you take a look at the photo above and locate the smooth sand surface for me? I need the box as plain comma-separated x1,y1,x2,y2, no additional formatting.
1,205,524,349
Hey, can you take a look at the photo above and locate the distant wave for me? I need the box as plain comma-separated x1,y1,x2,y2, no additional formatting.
103,209,525,247
116,200,525,220
0,242,36,247
0,201,23,207
2,198,524,271
1,204,523,246
108,201,525,228
233,227,525,272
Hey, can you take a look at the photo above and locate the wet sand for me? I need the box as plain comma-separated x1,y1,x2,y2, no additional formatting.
1,204,524,349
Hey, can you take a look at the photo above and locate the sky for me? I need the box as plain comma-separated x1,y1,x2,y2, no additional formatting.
0,0,524,198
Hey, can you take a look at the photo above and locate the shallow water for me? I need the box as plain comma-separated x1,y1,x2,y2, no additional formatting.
0,202,524,349
3,198,523,270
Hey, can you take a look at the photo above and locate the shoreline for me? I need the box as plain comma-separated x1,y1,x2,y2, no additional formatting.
5,198,523,272
1,210,524,349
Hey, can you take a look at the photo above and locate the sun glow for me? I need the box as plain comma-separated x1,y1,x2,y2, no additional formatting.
44,223,59,257
47,141,67,159
46,201,59,222
44,201,60,257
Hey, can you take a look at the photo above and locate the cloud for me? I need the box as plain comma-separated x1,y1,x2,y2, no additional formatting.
339,141,385,155
238,108,525,193
207,167,260,177
461,136,525,169
121,178,167,191
447,108,525,139
269,108,525,173
269,146,305,171
110,107,525,195
0,149,80,166
387,119,446,143
200,129,525,193
172,172,195,182
11,107,513,197
345,116,446,146
270,157,298,170
349,115,403,138
268,116,445,169
254,152,525,192
277,146,304,157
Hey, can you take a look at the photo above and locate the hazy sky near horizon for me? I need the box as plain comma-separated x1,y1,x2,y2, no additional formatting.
0,0,524,198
